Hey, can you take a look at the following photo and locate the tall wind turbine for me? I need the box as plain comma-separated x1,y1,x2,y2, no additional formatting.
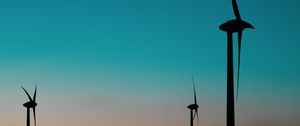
187,76,199,126
22,86,37,126
219,0,254,126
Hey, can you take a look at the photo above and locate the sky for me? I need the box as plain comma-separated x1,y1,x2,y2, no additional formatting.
0,0,299,126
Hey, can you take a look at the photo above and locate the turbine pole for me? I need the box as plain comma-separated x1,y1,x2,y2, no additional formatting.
26,108,30,126
227,32,235,126
190,109,193,126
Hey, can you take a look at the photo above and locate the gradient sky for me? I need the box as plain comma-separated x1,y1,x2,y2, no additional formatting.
0,0,299,126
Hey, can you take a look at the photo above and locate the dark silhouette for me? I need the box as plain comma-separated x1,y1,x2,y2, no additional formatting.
22,86,37,126
187,76,199,126
219,0,254,126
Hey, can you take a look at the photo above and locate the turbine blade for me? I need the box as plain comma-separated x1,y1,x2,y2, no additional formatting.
193,112,195,120
192,75,197,105
236,31,243,101
22,87,33,101
193,111,196,120
33,85,37,102
232,0,241,20
33,107,36,126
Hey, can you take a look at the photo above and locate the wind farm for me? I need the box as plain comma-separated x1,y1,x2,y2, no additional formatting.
0,0,299,126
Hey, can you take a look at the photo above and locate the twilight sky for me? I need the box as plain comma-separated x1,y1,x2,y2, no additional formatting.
0,0,299,126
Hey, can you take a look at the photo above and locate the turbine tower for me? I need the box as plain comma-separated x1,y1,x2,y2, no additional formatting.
187,76,199,126
219,0,254,126
22,86,37,126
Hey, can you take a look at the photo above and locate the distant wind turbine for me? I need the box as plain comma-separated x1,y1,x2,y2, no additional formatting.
187,76,199,126
22,85,37,126
219,0,254,126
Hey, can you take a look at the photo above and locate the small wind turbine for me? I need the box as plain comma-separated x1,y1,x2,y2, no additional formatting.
219,1,254,126
187,76,199,126
22,85,37,126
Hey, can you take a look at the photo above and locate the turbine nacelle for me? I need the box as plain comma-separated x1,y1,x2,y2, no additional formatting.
187,104,199,110
23,101,37,108
219,19,254,33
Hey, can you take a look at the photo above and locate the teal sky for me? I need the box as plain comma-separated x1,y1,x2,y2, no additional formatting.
0,0,299,126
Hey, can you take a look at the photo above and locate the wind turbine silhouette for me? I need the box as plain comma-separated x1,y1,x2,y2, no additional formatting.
219,1,254,126
187,76,199,126
22,86,37,126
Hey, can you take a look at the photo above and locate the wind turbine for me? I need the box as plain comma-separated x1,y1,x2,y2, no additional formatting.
219,0,254,126
187,76,199,126
22,86,37,126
